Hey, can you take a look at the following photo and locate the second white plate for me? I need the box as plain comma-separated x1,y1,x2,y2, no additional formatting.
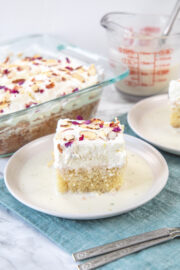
128,94,180,155
5,134,168,220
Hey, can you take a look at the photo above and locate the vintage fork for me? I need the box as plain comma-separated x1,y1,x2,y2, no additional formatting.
73,227,180,270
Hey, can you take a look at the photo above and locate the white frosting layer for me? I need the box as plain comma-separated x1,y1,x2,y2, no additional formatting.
0,55,99,115
53,118,126,170
169,80,180,105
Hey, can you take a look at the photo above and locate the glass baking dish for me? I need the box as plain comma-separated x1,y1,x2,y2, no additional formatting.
0,34,129,157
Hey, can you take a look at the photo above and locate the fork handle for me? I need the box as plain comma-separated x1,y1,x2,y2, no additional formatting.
78,235,172,270
73,228,172,261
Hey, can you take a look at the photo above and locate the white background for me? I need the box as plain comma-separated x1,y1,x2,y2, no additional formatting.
0,0,177,269
0,0,177,55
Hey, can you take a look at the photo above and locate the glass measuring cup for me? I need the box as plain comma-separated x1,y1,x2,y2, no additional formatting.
101,12,180,96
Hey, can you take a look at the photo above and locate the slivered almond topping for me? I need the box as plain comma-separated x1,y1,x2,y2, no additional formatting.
76,67,85,73
46,82,55,89
63,133,75,141
98,131,107,140
60,124,71,128
59,68,66,72
72,73,85,82
45,59,57,65
17,66,23,71
87,124,100,130
32,84,39,92
62,128,74,132
80,124,89,129
75,66,83,70
33,54,41,58
7,71,17,79
52,72,57,76
0,99,10,108
80,130,97,140
88,64,96,76
4,56,10,64
57,144,63,153
12,78,25,84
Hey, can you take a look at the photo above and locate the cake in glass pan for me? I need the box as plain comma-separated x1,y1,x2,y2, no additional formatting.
0,54,99,115
53,117,127,193
169,79,180,128
0,53,102,155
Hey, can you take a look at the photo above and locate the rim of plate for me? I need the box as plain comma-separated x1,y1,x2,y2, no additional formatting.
4,133,169,220
127,94,180,155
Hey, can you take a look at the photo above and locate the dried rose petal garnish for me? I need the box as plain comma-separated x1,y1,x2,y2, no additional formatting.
0,86,5,89
109,122,115,127
77,115,83,120
65,66,73,71
65,141,73,147
66,57,70,63
71,121,80,125
79,134,84,141
0,109,4,113
72,88,79,93
10,89,19,94
84,120,91,124
99,123,104,128
3,69,10,75
25,102,38,108
112,126,121,132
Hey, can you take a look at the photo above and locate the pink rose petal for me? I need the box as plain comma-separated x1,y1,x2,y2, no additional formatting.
72,88,79,93
84,120,91,124
66,57,70,63
77,115,83,120
71,121,80,125
112,126,121,132
65,141,73,147
65,66,73,71
79,134,84,141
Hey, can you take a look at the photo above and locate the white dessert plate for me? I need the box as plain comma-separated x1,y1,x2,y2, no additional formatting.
128,94,180,155
4,134,168,220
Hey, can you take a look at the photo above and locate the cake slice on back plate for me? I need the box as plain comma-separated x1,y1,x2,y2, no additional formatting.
53,117,127,193
169,80,180,128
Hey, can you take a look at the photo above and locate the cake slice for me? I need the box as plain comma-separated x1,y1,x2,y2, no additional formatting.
169,80,180,128
53,118,126,193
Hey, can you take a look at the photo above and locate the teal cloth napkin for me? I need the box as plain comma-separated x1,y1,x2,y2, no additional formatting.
0,113,180,270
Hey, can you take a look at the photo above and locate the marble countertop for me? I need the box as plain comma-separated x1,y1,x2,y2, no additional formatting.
0,86,138,270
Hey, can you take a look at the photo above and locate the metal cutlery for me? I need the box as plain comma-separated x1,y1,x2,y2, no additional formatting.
73,227,180,270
